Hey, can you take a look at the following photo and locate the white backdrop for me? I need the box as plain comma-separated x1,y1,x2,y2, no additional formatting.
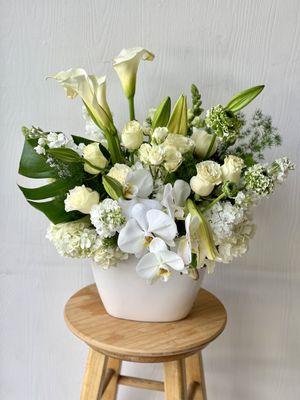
1,0,300,399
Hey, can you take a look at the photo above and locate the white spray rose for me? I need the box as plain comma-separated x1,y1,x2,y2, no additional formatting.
152,127,169,144
121,120,144,150
163,133,194,154
107,163,131,186
190,161,222,196
138,143,152,164
83,142,108,174
148,145,165,165
191,128,218,159
163,145,182,172
221,155,244,183
64,185,99,214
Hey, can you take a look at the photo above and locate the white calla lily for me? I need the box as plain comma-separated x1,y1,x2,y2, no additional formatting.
113,47,154,99
162,180,191,219
136,238,185,282
118,204,177,257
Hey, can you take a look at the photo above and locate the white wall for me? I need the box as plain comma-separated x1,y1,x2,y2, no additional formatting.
1,0,300,399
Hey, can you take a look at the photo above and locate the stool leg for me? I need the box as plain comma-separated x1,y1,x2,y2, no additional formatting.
163,359,187,400
80,348,108,400
185,352,207,400
101,358,122,400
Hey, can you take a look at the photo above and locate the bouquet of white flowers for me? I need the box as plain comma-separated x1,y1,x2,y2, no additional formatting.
18,47,294,285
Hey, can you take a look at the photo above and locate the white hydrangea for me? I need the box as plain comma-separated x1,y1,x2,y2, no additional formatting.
205,201,256,263
90,199,126,238
46,219,128,268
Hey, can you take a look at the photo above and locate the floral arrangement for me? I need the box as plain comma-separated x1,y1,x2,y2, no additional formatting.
18,47,294,283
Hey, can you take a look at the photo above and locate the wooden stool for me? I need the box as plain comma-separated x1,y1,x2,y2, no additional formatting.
64,284,227,400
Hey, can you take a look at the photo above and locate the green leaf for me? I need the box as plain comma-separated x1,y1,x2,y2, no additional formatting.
47,148,83,163
151,97,171,129
18,139,57,179
28,197,83,224
18,178,79,200
226,85,265,113
167,94,187,135
102,175,123,200
186,199,218,261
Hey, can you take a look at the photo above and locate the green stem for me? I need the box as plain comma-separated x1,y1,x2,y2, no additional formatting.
203,192,226,212
128,96,135,121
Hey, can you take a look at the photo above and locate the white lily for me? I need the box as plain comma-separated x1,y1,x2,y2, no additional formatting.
162,180,191,219
113,47,154,99
118,204,177,257
136,238,185,282
49,69,113,130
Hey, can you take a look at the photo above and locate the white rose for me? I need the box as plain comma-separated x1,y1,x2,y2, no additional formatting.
152,127,168,144
190,161,222,196
64,185,99,214
221,155,244,183
107,163,131,186
163,133,194,154
83,142,108,174
121,120,144,150
138,143,152,164
163,145,182,172
148,145,165,165
191,128,218,159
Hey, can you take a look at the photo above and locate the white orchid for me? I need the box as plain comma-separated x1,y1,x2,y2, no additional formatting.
136,238,185,282
113,47,154,99
118,204,177,257
176,214,198,265
162,180,191,219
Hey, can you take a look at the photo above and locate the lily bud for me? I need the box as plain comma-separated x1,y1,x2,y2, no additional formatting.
167,94,188,135
113,47,154,99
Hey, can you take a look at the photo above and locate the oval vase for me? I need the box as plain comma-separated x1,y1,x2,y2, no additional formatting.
92,256,205,322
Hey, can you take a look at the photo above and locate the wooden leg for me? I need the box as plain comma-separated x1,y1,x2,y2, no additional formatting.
80,348,108,400
101,358,122,400
164,359,187,400
185,352,207,400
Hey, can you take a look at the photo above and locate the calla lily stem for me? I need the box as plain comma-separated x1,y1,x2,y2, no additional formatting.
128,96,135,120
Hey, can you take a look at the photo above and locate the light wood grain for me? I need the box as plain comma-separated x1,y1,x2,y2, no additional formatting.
118,375,164,392
80,348,107,400
64,284,227,362
102,358,121,400
164,359,187,400
186,353,207,400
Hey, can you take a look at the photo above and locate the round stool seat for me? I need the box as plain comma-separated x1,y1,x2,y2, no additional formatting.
65,284,227,362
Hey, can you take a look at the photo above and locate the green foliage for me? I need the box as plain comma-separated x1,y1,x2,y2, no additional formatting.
47,148,83,163
174,152,197,182
226,85,264,113
190,84,204,118
102,175,123,200
151,97,171,129
167,94,188,135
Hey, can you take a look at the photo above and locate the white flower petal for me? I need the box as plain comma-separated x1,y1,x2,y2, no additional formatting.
147,209,177,243
173,180,191,206
136,252,158,280
149,238,168,253
158,251,185,271
117,219,145,256
176,237,192,265
161,183,174,218
126,169,153,198
131,203,148,231
139,198,162,211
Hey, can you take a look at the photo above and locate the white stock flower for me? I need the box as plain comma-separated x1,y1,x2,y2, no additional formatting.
118,204,177,257
90,199,126,238
191,128,218,159
190,161,222,196
163,145,182,172
83,142,108,174
152,127,169,144
163,134,194,154
136,238,184,282
221,155,244,183
64,185,99,214
113,47,154,98
162,180,191,219
121,120,144,150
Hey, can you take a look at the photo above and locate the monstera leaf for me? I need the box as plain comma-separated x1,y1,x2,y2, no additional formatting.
18,136,86,224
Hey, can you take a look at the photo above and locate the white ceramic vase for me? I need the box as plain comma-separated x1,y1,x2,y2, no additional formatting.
92,256,205,322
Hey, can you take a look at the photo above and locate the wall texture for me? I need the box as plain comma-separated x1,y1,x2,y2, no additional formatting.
1,0,300,399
